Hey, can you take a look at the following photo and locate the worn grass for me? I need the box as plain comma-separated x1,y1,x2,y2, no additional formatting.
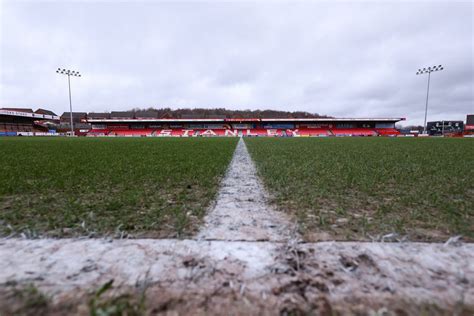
0,137,237,238
245,137,474,241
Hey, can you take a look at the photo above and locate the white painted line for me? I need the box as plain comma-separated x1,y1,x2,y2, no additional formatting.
196,138,296,241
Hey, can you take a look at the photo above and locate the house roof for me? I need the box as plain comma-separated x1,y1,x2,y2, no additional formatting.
110,111,134,118
35,108,57,116
61,112,87,118
135,110,158,118
181,114,227,119
88,112,111,119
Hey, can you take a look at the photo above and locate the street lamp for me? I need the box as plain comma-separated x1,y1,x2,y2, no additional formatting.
416,65,444,134
56,68,81,136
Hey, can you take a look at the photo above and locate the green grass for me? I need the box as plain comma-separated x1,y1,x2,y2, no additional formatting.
89,280,146,316
8,284,50,316
245,137,474,241
0,137,238,238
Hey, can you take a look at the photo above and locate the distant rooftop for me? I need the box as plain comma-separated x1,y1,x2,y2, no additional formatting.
135,110,159,118
181,114,226,119
35,108,57,116
88,112,111,119
110,111,134,118
1,107,34,113
61,112,87,118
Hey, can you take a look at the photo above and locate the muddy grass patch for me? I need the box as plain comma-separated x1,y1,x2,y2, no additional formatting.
2,282,469,316
0,283,50,316
1,240,473,316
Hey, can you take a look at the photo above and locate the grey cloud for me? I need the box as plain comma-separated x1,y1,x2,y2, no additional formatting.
0,1,472,125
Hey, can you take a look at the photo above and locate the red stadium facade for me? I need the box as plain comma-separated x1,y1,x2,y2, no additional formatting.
465,114,474,135
85,117,405,137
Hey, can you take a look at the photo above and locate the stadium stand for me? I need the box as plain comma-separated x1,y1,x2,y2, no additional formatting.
296,128,332,136
0,108,59,136
110,129,154,137
331,128,378,136
1,108,420,137
83,116,405,137
87,129,110,136
374,128,401,136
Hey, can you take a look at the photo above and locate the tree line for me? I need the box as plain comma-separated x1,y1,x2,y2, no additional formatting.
129,107,331,119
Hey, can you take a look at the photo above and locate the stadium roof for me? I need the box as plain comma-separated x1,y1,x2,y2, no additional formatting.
1,107,34,113
86,117,405,123
0,108,60,120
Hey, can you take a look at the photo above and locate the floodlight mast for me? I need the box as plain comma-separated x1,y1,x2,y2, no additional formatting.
56,68,81,136
416,65,444,134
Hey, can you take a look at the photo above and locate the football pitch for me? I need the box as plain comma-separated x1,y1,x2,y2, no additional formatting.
0,137,238,238
1,137,473,241
1,136,474,315
246,137,474,241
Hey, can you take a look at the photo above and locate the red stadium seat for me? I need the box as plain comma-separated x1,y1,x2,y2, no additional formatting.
171,129,187,136
375,128,400,136
110,129,153,136
87,129,109,136
330,128,377,136
86,127,399,137
297,128,331,136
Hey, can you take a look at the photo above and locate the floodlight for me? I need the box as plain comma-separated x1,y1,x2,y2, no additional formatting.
56,67,82,136
415,64,445,134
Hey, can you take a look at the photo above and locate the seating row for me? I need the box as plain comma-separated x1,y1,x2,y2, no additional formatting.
87,128,400,137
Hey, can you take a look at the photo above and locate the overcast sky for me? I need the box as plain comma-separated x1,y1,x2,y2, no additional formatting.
1,0,472,125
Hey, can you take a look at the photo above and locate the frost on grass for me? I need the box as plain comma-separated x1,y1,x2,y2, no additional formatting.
197,138,296,241
1,138,473,314
244,137,474,241
0,239,473,315
0,137,238,238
